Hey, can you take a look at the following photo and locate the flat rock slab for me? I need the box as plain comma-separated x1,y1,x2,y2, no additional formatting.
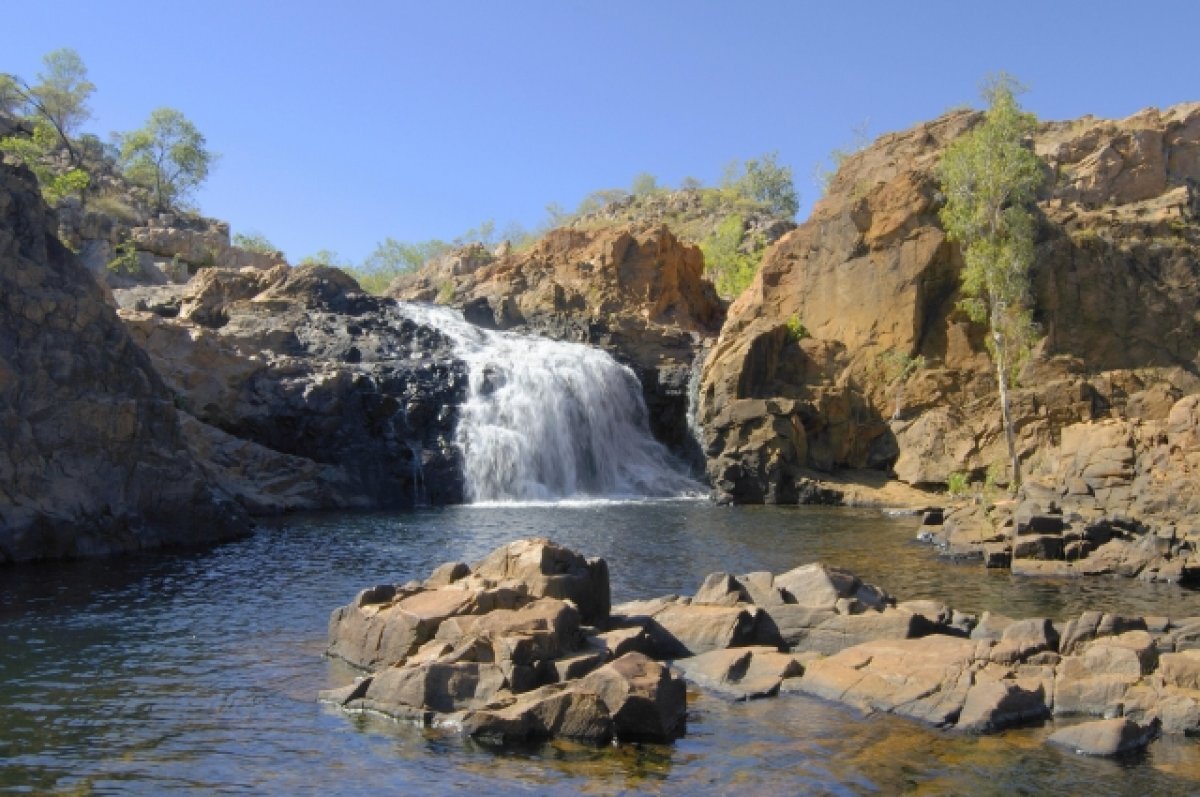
798,636,980,727
674,646,802,700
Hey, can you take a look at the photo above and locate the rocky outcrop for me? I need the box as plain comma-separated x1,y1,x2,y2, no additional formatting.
390,224,724,460
697,103,1200,504
114,264,467,512
918,391,1200,581
0,161,247,562
325,537,1200,758
323,539,685,744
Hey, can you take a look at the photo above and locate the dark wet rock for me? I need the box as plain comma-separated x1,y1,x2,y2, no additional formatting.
116,264,467,513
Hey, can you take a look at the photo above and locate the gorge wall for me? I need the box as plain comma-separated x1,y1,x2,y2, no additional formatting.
698,103,1200,503
0,162,246,562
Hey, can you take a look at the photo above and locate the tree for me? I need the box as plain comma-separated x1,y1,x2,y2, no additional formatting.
232,231,279,255
722,152,799,217
1,48,95,164
938,75,1044,489
120,107,213,212
630,171,658,196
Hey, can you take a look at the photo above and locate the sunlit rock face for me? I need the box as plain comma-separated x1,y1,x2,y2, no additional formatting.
696,103,1200,503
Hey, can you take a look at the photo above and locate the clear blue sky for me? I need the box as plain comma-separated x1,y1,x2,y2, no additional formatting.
5,1,1198,264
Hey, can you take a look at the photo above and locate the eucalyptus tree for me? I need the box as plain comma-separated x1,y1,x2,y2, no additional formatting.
120,107,213,212
938,75,1044,489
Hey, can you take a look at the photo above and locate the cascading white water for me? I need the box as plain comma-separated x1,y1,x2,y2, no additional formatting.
397,303,703,502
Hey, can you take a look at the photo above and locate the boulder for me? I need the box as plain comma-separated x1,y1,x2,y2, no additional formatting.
471,538,611,624
956,680,1049,733
575,652,687,742
673,646,802,700
643,602,765,657
1046,717,1159,757
460,685,615,744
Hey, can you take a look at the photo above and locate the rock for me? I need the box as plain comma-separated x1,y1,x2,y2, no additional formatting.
773,562,890,611
674,646,802,700
695,101,1200,508
989,618,1059,665
643,602,764,657
1046,717,1159,757
956,680,1049,733
353,660,510,715
798,636,979,726
795,608,937,656
460,685,615,744
1159,650,1200,690
392,224,725,459
1058,612,1148,655
575,652,687,742
0,161,248,562
116,264,468,512
470,538,611,624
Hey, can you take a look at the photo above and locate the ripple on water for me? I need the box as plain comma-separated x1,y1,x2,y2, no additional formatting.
3,504,1200,795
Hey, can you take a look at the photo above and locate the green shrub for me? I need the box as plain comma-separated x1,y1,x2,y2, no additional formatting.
106,241,141,276
785,314,809,342
946,471,970,496
700,214,761,299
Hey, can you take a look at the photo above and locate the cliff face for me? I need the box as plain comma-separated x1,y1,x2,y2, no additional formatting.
698,103,1200,503
117,264,467,512
0,162,246,562
391,224,725,459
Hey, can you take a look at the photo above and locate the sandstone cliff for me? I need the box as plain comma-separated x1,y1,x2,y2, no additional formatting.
0,162,246,562
390,224,725,459
698,103,1200,503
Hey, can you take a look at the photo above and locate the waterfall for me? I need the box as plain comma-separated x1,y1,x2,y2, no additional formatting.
396,303,703,503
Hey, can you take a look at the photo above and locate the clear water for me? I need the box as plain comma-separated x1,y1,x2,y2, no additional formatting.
4,502,1200,796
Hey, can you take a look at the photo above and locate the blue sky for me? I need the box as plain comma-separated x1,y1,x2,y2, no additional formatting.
5,1,1198,264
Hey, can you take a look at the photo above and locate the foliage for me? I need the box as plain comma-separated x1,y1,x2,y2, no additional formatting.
232,231,278,255
785,314,809,342
946,471,970,496
630,172,659,197
938,74,1044,489
699,214,760,299
298,249,347,268
721,152,799,217
106,241,141,276
0,120,89,204
574,188,629,217
437,280,455,303
119,107,213,212
1,49,95,163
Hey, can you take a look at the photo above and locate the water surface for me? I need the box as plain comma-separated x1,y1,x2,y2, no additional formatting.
3,502,1200,795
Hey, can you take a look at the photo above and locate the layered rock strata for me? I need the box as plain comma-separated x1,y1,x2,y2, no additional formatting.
0,162,246,562
697,103,1200,506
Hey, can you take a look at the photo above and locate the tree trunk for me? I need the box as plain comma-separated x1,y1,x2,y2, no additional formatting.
993,329,1020,491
